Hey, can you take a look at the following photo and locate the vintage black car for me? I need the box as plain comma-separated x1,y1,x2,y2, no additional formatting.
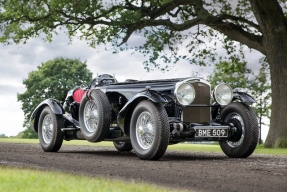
30,74,258,160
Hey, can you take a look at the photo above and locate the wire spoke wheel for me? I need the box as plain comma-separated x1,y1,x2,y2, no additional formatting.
79,89,111,142
130,100,169,160
84,100,99,133
42,114,54,144
135,111,155,150
38,106,64,152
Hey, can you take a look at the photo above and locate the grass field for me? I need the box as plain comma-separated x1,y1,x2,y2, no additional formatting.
0,166,182,192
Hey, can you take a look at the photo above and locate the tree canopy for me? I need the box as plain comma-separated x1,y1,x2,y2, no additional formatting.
1,0,287,147
207,59,252,89
17,57,93,138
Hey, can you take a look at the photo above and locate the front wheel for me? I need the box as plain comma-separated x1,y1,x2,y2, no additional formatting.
219,102,259,158
130,100,169,160
38,106,64,152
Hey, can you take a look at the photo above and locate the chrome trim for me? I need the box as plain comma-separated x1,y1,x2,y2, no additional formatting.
213,83,233,106
175,82,196,106
174,78,210,106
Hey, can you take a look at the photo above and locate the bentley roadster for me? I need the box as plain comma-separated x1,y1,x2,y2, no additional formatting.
30,74,258,160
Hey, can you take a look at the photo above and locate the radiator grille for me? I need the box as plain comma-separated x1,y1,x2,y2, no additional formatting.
182,82,211,123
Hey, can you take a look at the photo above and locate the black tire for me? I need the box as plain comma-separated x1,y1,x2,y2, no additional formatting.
113,141,133,152
79,89,111,142
38,106,64,152
130,100,169,160
219,102,259,158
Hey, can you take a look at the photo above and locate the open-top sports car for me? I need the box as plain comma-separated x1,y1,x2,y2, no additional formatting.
30,74,258,160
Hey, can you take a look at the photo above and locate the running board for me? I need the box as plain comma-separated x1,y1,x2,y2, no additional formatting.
61,127,79,131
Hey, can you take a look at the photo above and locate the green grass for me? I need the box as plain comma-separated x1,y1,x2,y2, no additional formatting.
0,138,40,144
253,145,287,155
1,138,286,155
0,166,180,192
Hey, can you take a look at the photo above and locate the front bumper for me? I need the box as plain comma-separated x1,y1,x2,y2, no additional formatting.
170,122,237,142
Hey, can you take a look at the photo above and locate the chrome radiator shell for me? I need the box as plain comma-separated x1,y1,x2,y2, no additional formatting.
181,80,211,123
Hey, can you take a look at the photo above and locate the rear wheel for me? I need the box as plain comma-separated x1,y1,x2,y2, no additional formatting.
38,106,64,152
113,141,133,152
79,89,111,142
130,100,169,160
219,102,258,158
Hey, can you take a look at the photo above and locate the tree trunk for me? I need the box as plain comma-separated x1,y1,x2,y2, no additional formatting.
249,0,287,147
264,31,287,148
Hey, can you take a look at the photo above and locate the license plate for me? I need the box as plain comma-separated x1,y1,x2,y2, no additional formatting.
195,128,228,137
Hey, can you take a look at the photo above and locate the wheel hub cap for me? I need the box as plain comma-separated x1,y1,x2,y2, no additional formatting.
226,113,245,148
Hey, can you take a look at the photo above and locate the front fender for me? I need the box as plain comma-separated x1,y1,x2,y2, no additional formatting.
117,90,167,134
233,92,256,103
30,99,64,133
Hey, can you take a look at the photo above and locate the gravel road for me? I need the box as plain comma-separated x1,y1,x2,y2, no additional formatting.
0,142,286,192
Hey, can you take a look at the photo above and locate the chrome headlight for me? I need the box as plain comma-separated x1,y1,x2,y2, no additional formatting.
175,82,196,105
213,84,233,106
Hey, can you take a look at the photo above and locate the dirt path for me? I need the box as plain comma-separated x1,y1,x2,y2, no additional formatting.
0,142,286,192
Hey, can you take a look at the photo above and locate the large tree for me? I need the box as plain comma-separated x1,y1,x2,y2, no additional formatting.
0,0,286,147
17,57,93,138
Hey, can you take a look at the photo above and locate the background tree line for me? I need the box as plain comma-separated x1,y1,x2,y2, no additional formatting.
17,57,93,139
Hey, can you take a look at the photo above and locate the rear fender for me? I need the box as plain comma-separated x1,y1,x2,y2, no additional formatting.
30,99,64,133
117,90,167,135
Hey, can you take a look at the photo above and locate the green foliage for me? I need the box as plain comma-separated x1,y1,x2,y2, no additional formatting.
207,59,252,89
1,1,285,69
17,57,93,138
249,59,271,144
0,134,8,138
249,59,271,122
21,127,38,139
